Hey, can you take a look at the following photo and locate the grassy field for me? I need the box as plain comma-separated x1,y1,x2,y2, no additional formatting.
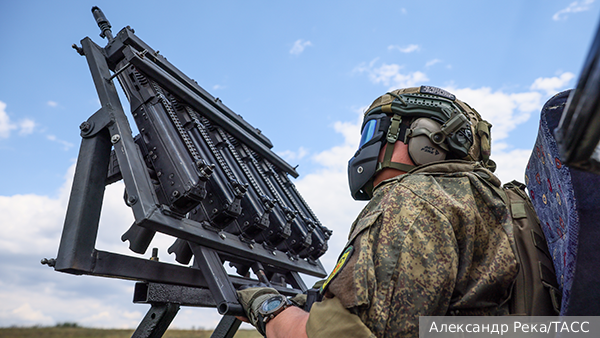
0,327,262,338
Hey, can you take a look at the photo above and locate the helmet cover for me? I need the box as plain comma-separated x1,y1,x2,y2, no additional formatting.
348,86,494,200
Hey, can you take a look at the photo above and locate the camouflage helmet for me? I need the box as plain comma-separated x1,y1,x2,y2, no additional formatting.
348,85,494,200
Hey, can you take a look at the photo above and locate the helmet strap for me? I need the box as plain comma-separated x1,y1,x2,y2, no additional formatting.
476,120,492,164
376,114,415,174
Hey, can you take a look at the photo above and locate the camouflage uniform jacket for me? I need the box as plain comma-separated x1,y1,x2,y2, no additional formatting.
324,160,518,338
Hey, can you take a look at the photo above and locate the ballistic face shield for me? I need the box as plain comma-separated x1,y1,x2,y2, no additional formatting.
348,86,494,200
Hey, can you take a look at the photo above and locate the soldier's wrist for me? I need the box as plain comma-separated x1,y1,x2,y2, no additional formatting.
255,295,292,335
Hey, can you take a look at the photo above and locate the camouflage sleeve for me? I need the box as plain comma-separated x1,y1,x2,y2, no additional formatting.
306,297,375,338
327,181,459,338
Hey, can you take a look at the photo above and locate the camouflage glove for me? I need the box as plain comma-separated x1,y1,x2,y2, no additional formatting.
236,286,281,336
289,293,307,308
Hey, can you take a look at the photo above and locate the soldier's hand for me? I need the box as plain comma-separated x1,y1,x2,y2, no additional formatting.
236,286,281,335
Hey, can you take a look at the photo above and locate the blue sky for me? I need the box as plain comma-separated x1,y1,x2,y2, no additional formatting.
1,0,598,330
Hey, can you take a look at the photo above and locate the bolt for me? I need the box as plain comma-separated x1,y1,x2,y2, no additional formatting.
111,134,121,144
219,233,227,240
127,195,137,205
150,248,159,261
357,166,364,174
41,258,56,267
72,44,84,56
79,121,91,132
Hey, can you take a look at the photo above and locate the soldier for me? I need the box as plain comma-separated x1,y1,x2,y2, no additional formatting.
237,86,519,337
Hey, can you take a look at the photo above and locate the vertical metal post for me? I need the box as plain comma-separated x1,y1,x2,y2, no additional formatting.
210,316,242,338
55,129,112,273
190,244,244,317
79,36,159,222
131,303,180,338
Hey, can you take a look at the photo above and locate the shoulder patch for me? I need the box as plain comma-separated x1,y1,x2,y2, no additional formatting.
420,86,456,101
320,245,354,294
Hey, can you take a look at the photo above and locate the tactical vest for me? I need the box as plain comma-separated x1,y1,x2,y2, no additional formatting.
404,161,562,315
501,180,562,315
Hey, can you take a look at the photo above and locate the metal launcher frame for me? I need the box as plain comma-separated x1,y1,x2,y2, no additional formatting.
556,17,600,173
48,7,330,338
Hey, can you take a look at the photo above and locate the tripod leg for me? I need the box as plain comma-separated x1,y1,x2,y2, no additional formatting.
131,303,180,338
210,315,242,338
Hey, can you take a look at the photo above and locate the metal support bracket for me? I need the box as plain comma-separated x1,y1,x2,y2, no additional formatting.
131,303,180,338
210,316,242,338
190,244,244,316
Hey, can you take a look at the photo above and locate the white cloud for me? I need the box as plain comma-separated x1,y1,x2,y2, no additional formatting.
0,162,226,329
290,39,312,55
0,163,74,256
47,101,58,107
46,134,74,150
388,44,420,53
447,72,574,142
277,146,309,162
212,84,225,90
9,303,54,325
0,277,148,329
441,74,572,183
0,101,17,138
19,119,36,135
491,145,534,183
293,109,366,271
553,0,595,20
448,86,542,141
530,72,575,96
355,61,429,90
0,101,36,138
425,59,442,68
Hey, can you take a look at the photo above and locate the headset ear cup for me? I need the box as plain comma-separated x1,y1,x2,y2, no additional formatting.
407,118,447,165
